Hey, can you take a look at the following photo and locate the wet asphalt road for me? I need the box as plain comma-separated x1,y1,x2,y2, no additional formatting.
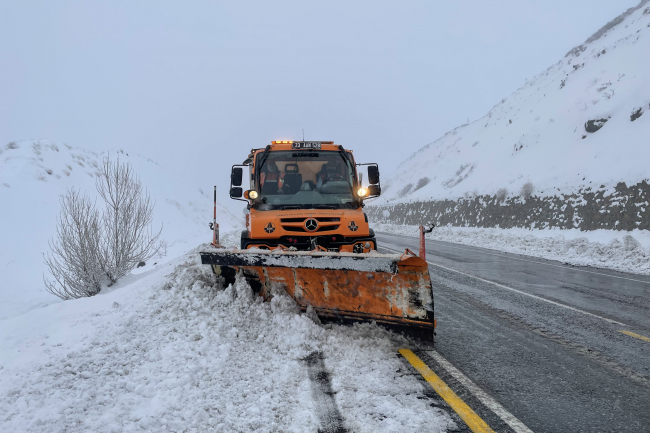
376,232,650,433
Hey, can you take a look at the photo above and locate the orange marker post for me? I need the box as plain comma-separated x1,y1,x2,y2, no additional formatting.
419,225,426,261
212,186,221,247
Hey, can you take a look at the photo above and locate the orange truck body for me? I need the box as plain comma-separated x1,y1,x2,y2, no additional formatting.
239,141,376,253
200,141,436,340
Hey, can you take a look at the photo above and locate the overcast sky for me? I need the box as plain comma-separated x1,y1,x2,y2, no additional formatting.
1,0,640,197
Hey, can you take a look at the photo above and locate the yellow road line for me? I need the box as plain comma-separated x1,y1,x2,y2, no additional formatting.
399,349,495,433
619,330,650,343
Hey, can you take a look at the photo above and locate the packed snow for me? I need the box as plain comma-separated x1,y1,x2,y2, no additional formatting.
374,223,650,276
0,140,240,320
204,246,405,273
378,2,650,204
0,249,453,433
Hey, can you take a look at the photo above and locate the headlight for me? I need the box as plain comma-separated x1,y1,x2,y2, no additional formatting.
249,190,259,199
357,187,368,197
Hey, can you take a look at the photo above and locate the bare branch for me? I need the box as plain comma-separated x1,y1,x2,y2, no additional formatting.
43,189,104,299
44,157,166,300
96,157,165,284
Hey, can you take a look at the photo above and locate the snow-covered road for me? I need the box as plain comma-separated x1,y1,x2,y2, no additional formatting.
378,232,650,432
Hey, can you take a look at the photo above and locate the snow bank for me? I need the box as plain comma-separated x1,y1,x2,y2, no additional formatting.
0,249,453,433
374,223,650,276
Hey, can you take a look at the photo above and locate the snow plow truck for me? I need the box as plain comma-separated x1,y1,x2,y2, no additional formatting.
200,141,436,340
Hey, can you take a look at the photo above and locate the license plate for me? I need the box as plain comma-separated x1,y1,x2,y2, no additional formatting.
292,141,321,150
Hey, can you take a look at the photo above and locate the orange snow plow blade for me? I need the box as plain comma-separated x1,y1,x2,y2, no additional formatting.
200,248,435,340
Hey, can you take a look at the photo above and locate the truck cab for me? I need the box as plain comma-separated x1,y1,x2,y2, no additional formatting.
229,141,381,253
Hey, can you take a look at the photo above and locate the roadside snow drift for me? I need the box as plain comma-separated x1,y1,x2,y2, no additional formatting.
374,223,650,276
0,250,453,433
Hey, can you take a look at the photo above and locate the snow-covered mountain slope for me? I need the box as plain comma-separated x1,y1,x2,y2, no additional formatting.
378,1,650,205
0,250,453,433
0,139,240,320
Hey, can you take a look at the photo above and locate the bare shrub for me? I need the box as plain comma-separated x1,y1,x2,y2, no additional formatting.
398,183,413,197
442,163,476,189
44,190,104,299
97,157,165,285
496,188,508,203
520,181,534,199
6,141,18,150
44,158,165,299
414,177,430,192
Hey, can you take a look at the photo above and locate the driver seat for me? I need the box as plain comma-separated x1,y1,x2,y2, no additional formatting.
283,163,302,193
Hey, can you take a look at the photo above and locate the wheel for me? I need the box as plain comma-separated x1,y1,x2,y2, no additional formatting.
240,230,250,249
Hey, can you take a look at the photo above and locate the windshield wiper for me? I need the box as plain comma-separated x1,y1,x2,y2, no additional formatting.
281,205,301,210
316,205,337,209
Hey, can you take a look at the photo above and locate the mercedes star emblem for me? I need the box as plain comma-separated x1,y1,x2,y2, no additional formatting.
304,218,318,232
264,222,275,233
348,221,358,232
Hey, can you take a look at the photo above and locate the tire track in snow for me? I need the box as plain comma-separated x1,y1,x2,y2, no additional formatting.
303,351,348,433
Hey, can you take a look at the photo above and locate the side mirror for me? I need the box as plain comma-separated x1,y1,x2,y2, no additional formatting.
368,166,380,185
231,167,243,187
368,185,381,196
230,187,243,198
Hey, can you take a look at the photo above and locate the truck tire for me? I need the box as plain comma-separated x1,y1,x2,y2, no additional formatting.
240,230,251,250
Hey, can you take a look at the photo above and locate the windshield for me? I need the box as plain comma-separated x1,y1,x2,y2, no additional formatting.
255,150,357,210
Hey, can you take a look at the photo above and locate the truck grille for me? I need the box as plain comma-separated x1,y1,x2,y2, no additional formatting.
280,217,340,223
283,225,339,232
280,217,341,233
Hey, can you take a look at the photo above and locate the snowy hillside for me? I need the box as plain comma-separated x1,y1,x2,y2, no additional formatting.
0,139,240,320
378,2,650,205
